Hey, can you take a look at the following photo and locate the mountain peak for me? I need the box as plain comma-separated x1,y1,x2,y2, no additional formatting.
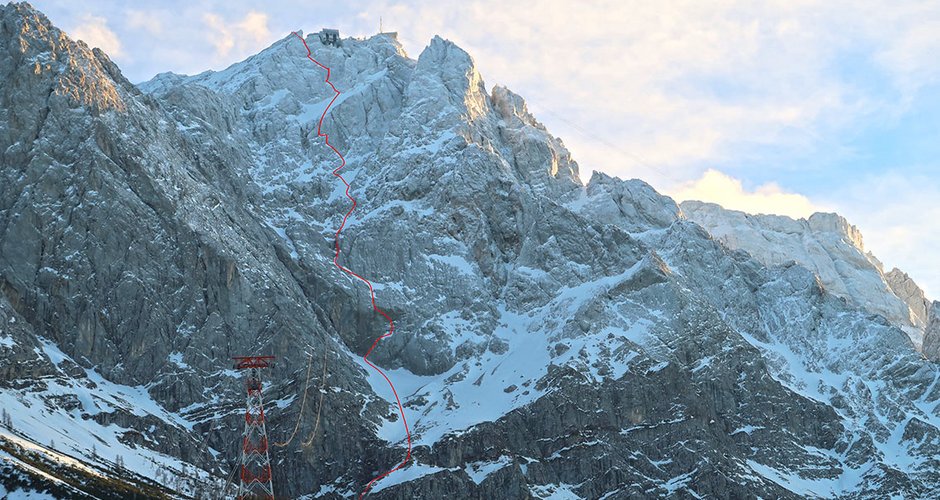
806,211,865,251
2,1,58,52
2,1,46,25
571,172,679,232
424,34,468,58
491,85,541,129
1,0,131,114
407,34,488,123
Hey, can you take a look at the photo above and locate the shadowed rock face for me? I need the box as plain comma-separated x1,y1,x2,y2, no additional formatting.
2,3,940,498
886,268,932,329
924,303,940,362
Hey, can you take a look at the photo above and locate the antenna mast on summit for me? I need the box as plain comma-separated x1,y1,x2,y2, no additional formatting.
380,16,383,33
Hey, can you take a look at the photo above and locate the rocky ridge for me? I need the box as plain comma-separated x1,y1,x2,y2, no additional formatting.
681,200,938,352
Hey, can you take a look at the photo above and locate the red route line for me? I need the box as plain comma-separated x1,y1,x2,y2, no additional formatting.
291,32,412,498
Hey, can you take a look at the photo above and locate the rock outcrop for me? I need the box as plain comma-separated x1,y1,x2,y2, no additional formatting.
924,302,940,362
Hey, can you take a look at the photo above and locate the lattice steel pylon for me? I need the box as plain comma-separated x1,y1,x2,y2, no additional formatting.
233,356,275,500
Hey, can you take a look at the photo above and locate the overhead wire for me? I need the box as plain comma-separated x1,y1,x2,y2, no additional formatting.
272,350,316,448
300,348,329,448
529,104,689,188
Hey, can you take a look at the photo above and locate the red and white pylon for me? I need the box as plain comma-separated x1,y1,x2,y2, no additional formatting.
233,356,275,500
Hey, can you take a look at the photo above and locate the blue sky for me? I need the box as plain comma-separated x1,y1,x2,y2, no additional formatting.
27,0,940,297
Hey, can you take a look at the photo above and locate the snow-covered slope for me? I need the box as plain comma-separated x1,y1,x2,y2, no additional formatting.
2,2,940,498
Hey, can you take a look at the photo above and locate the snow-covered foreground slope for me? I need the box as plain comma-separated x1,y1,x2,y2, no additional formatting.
0,294,221,497
1,2,939,498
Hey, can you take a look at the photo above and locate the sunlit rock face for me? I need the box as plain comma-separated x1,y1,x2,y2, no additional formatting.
2,3,940,498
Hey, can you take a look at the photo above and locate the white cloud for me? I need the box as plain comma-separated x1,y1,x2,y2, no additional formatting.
202,10,272,60
235,11,271,43
669,169,825,218
202,13,235,58
126,10,164,36
70,14,124,58
875,18,940,99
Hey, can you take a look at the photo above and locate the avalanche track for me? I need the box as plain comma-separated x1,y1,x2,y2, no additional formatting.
291,32,412,498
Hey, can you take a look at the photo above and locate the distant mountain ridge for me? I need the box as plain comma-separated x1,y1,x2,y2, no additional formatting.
681,200,939,354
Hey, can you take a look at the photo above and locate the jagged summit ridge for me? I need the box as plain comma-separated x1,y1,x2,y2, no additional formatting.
681,199,931,347
407,35,488,123
682,201,868,251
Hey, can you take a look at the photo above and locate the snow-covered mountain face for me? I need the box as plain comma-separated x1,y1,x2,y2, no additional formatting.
681,200,938,352
2,3,940,498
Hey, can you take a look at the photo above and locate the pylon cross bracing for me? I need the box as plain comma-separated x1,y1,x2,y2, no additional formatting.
233,356,275,500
